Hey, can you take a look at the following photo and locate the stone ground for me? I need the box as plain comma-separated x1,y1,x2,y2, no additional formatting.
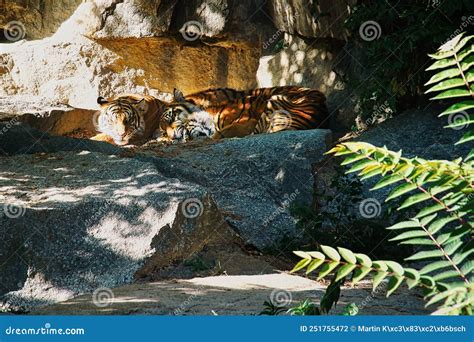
31,273,428,316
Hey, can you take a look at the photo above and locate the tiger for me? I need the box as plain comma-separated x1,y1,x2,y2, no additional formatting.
158,86,329,142
91,94,166,146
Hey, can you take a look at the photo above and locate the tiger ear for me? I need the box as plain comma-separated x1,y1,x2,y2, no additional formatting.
134,98,148,111
173,88,185,102
97,96,109,106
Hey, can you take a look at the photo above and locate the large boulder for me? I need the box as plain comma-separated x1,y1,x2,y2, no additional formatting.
0,147,241,308
0,120,331,308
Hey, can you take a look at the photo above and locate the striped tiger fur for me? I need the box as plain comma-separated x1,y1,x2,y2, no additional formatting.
91,94,166,145
159,86,329,141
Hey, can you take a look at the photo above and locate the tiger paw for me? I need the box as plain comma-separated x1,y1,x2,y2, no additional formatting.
90,133,114,143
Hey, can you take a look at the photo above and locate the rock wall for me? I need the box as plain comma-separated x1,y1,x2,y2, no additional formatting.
0,0,269,109
0,0,359,124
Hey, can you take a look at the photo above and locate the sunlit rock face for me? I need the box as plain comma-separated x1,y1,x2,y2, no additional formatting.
0,0,83,40
0,0,263,110
269,0,354,39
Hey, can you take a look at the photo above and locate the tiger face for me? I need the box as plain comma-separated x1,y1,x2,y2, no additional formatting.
95,96,148,145
160,103,216,142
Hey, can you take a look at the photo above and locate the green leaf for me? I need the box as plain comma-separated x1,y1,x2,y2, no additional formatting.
420,260,453,275
372,261,388,271
444,240,463,256
430,87,473,100
432,270,464,282
291,258,311,273
307,251,325,260
317,261,339,280
445,114,474,129
386,275,404,297
371,173,404,190
403,268,420,281
405,250,444,261
386,183,418,201
385,261,405,276
389,230,427,242
419,275,436,288
460,260,474,275
347,159,377,174
293,251,312,259
335,264,357,282
415,203,445,218
387,220,421,230
399,238,434,245
453,249,474,264
352,266,372,284
337,247,357,264
425,68,462,86
429,216,458,234
341,153,367,165
426,72,473,93
306,258,325,274
320,245,341,261
398,192,433,210
354,253,372,268
456,130,474,145
373,271,388,291
439,100,474,116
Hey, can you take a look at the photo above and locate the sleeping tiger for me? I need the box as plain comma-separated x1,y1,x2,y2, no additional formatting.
158,86,329,142
91,94,166,146
91,86,328,145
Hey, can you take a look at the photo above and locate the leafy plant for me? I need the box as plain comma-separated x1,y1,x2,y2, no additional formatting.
425,32,474,146
291,34,473,315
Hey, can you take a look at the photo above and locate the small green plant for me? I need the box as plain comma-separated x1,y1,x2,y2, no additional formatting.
259,300,287,316
342,303,359,316
291,33,473,315
287,299,320,316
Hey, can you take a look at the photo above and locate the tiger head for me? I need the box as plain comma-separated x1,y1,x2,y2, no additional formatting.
159,89,216,142
95,95,148,145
